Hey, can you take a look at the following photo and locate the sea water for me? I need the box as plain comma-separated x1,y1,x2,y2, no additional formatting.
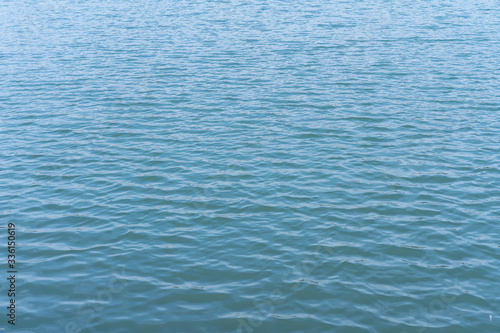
1,0,499,332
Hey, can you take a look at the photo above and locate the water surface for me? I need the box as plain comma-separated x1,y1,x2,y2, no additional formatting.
1,0,500,332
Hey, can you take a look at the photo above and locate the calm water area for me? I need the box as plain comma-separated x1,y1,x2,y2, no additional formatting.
1,0,500,332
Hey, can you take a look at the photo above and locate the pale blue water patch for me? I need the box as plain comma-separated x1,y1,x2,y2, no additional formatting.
1,0,500,332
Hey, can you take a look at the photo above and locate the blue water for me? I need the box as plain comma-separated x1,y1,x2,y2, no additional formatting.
1,0,500,332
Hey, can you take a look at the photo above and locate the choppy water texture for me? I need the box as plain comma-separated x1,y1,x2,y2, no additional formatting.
1,0,500,332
